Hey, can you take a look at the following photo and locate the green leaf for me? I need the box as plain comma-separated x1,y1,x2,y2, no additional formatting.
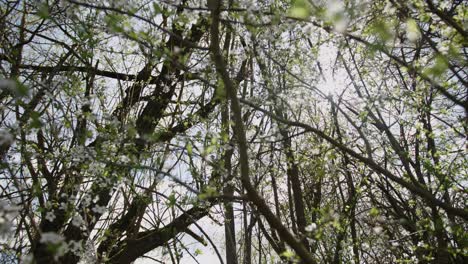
0,79,28,97
288,0,311,19
371,20,393,43
37,3,50,19
406,18,421,42
215,81,226,101
167,193,177,208
186,142,193,155
152,2,162,13
105,14,125,33
424,55,448,77
369,207,379,217
30,111,43,129
198,186,218,200
280,250,295,259
14,80,29,97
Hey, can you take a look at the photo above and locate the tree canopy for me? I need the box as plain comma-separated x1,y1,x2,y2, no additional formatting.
0,0,467,263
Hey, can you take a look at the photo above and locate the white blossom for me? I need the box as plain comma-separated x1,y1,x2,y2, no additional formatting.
162,84,171,93
71,214,86,228
20,254,33,264
0,129,14,146
119,155,131,163
80,239,98,263
59,202,68,210
326,0,345,20
325,1,348,33
68,240,83,255
81,194,92,207
305,223,317,232
40,232,65,244
373,226,383,234
383,2,396,15
334,18,348,33
406,19,421,42
45,211,56,222
92,205,106,214
0,79,17,92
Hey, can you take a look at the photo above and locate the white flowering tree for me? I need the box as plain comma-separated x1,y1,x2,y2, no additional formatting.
0,0,466,264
